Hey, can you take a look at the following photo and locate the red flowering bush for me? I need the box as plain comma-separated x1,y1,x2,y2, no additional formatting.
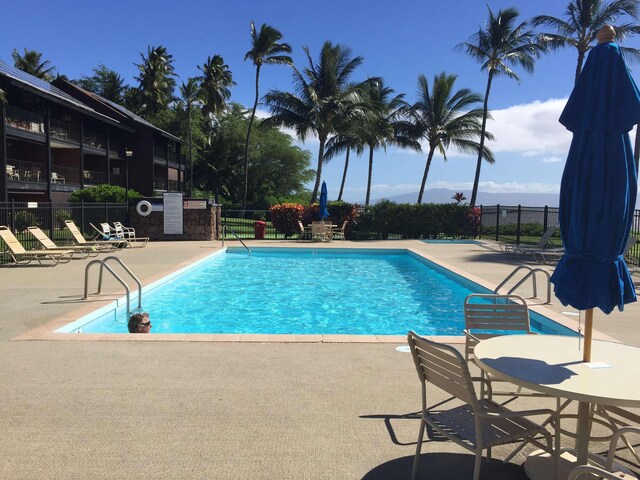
270,203,305,237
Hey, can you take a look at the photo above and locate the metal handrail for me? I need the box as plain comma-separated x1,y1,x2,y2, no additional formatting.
221,223,251,255
83,256,142,317
494,265,552,304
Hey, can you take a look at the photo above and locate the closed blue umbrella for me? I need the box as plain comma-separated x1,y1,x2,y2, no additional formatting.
550,27,640,362
319,181,329,220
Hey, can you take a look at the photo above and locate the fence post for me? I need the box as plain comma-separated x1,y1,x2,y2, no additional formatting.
479,205,483,238
81,201,85,233
543,205,549,234
495,204,500,242
10,199,15,232
516,204,522,245
105,202,108,223
50,202,55,240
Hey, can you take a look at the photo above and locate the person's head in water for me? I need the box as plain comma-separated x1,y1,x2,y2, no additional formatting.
128,312,151,333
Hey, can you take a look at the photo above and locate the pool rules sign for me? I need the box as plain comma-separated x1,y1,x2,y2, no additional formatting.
163,192,184,235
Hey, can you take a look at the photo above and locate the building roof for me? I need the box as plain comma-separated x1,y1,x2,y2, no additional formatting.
0,60,123,128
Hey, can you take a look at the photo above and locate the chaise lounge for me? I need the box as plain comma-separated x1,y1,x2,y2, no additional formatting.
0,226,73,266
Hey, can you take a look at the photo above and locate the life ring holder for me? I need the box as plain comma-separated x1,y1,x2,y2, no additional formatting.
136,200,152,217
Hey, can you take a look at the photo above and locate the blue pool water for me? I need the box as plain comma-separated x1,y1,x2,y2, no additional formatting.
61,248,574,336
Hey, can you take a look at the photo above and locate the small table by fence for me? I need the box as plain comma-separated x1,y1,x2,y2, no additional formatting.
474,335,640,479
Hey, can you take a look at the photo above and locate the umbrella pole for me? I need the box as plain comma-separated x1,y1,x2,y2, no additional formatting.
583,308,594,362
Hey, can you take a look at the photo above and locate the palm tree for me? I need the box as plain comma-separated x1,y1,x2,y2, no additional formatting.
77,64,127,103
180,77,201,196
11,48,55,81
533,0,640,84
243,22,293,210
134,45,177,116
459,7,545,207
408,73,494,204
324,115,365,201
0,88,6,105
357,78,419,206
198,55,235,118
264,41,365,203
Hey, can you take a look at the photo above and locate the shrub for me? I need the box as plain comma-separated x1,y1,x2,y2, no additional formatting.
69,184,143,203
270,201,359,238
55,209,72,229
14,210,40,232
270,203,306,237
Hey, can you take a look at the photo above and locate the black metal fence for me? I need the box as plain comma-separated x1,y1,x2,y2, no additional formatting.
0,201,127,252
480,204,640,265
220,207,285,239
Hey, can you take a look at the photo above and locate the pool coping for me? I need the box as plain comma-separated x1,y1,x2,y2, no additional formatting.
12,243,611,344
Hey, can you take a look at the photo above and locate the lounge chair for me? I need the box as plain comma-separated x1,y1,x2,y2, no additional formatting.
50,172,65,184
297,221,312,242
64,220,124,251
112,222,149,248
331,220,348,241
407,331,556,480
91,222,148,248
113,221,136,239
500,226,561,255
27,226,100,258
0,226,72,266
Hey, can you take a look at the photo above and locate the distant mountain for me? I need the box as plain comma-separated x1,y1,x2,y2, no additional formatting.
370,188,561,207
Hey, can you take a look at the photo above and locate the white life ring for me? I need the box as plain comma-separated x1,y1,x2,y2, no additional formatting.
136,200,152,217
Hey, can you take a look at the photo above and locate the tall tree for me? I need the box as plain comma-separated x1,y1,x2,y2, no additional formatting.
76,64,127,103
134,45,177,117
408,73,494,204
324,113,365,201
264,41,365,203
242,22,293,210
357,78,419,206
459,7,545,207
180,77,202,196
533,0,640,84
11,48,55,81
198,55,235,118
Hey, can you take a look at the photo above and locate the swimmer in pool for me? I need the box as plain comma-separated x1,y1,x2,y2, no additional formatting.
128,312,151,333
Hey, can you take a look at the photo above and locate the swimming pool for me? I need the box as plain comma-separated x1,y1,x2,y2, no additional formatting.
58,247,574,336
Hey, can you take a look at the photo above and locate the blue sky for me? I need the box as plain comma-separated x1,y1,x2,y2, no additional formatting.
3,0,640,202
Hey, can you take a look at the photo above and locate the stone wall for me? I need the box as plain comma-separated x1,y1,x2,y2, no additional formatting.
129,205,221,241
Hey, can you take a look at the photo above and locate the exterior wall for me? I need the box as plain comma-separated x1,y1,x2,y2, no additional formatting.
129,205,221,241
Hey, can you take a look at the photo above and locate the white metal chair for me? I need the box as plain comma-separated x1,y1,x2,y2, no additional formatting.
297,221,312,242
331,220,348,241
6,165,19,180
407,331,556,480
311,221,329,242
51,172,65,184
567,426,640,480
500,226,560,255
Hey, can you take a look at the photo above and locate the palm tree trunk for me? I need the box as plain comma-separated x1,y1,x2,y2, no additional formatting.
470,72,493,208
417,147,436,204
311,136,327,204
365,146,374,207
575,49,586,85
338,147,350,201
243,65,261,211
187,103,193,196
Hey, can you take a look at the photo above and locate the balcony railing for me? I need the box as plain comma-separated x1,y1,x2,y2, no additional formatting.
51,118,80,143
109,141,122,158
167,179,181,191
5,106,45,134
51,165,80,185
153,177,167,191
83,129,106,151
6,159,46,183
83,169,107,185
110,174,126,187
154,144,167,160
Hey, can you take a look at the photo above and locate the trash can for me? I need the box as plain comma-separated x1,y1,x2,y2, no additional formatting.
254,220,266,239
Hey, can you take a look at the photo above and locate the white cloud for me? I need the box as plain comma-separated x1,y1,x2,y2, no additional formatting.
430,180,560,194
542,156,563,163
486,98,571,155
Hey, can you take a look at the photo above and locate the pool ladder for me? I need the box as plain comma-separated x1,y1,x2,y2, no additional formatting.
494,265,552,304
221,223,251,255
84,256,142,317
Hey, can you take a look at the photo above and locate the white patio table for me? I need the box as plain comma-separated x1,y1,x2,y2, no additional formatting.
474,335,640,480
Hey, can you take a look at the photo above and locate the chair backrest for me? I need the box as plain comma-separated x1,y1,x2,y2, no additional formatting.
311,222,326,236
27,226,57,249
339,220,348,231
0,226,27,254
298,221,305,233
408,331,478,407
536,226,556,248
65,220,87,244
464,294,531,360
51,172,59,180
624,236,638,255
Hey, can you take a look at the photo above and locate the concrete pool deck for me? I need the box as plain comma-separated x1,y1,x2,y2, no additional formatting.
1,239,639,479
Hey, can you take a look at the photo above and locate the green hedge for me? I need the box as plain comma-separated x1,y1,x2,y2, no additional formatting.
481,222,545,237
69,184,142,203
354,201,480,239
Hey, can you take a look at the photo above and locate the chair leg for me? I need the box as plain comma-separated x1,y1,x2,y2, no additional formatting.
473,449,483,480
411,419,426,480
